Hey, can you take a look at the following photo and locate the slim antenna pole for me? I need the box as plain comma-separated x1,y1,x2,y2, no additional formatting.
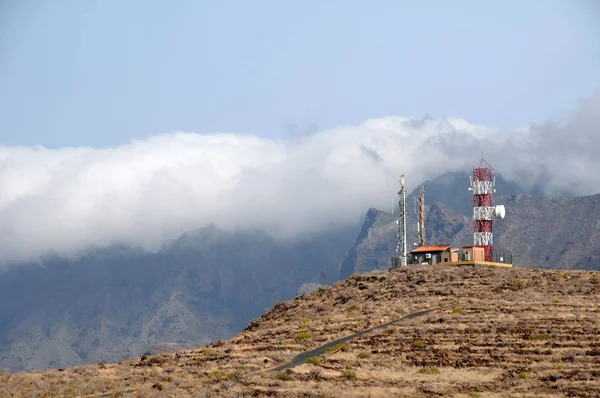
418,185,426,246
397,175,407,266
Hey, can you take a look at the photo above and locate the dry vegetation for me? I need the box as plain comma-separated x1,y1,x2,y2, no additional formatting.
2,266,600,397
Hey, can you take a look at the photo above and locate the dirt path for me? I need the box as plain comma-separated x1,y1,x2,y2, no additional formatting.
269,306,446,372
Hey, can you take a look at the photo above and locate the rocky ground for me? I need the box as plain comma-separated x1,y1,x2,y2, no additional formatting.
1,265,599,397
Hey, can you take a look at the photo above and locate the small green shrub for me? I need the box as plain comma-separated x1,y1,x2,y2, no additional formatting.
305,356,321,365
529,333,551,341
468,392,481,398
417,366,440,374
298,320,309,331
341,369,357,380
201,349,224,359
227,369,244,381
451,307,464,314
519,371,529,379
295,331,312,342
207,370,226,383
346,304,360,313
146,356,163,365
357,351,371,359
412,340,426,349
513,278,525,289
325,343,349,353
275,370,294,381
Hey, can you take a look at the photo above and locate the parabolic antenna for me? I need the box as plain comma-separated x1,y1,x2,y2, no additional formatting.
494,205,506,219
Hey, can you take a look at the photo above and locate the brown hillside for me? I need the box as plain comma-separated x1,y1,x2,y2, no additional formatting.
1,266,600,398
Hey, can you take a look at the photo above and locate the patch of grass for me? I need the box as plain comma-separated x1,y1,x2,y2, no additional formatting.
295,331,312,342
417,366,440,374
298,320,309,331
146,356,164,365
346,304,360,313
468,392,481,398
451,307,464,314
357,351,371,359
186,357,204,366
529,333,551,341
513,278,525,289
227,369,244,382
305,356,321,365
552,299,561,304
519,371,529,379
201,349,224,359
207,370,226,383
412,340,426,349
275,370,293,381
325,343,348,353
340,369,357,380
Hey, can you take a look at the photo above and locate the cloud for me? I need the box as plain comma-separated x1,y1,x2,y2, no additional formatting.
0,92,598,264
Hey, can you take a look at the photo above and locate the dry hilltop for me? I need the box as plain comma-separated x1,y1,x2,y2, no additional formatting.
1,265,600,397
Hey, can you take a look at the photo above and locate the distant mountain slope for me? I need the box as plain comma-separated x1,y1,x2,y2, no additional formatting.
496,193,600,270
0,223,359,372
341,192,600,276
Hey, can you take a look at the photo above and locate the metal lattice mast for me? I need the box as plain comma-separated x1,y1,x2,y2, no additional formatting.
418,185,426,246
470,155,495,261
396,175,407,266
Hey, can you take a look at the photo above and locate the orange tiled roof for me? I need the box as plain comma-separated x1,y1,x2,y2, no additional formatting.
410,244,451,253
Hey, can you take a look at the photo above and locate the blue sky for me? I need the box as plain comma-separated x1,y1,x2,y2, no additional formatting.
0,0,598,148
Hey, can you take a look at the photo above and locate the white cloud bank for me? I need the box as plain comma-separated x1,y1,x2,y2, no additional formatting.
0,92,598,264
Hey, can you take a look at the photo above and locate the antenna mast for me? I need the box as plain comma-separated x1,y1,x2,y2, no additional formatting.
418,185,426,246
397,175,407,266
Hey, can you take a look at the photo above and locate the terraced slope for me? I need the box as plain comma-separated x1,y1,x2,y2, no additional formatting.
2,266,600,397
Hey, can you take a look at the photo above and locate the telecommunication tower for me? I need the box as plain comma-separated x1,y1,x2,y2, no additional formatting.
395,175,407,267
417,186,426,247
469,155,505,261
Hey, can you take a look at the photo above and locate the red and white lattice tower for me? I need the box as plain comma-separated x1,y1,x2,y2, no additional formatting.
469,155,505,262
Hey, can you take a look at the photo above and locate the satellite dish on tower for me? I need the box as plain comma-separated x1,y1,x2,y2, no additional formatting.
494,205,506,219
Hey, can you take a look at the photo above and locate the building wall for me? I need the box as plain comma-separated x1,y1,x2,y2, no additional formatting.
412,252,442,265
412,252,449,265
463,247,485,262
441,251,460,263
441,252,450,263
